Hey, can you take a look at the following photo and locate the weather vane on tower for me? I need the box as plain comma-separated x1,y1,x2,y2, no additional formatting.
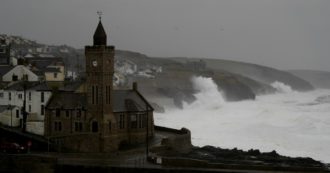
97,11,103,20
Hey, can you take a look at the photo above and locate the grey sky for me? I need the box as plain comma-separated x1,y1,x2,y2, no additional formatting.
1,0,329,71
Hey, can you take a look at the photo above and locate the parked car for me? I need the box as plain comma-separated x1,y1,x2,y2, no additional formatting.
0,142,27,153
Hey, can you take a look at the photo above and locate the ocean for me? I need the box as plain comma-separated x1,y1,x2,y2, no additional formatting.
155,76,330,163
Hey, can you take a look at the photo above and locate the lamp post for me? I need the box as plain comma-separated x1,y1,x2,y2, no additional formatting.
22,80,28,132
10,106,12,127
146,104,149,158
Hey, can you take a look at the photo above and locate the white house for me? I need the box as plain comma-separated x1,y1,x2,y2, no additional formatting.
0,82,52,135
25,83,52,135
2,65,39,82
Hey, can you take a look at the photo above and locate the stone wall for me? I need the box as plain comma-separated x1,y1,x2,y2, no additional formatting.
155,126,192,153
0,154,326,173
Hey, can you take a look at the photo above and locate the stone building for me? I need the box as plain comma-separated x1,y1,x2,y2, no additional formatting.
44,19,154,152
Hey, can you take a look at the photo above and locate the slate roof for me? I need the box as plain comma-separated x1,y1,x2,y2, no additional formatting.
46,90,153,112
44,67,60,73
4,81,52,91
28,82,52,91
0,65,14,77
93,21,107,46
46,92,86,110
31,70,44,76
27,57,64,72
59,80,84,92
0,82,9,89
112,90,153,112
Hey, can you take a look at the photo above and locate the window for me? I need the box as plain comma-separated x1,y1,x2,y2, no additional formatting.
65,110,70,118
41,105,44,115
75,122,83,132
119,114,125,129
108,121,112,132
138,113,146,128
91,85,98,104
28,105,31,112
0,92,3,98
92,86,94,104
92,121,98,133
12,75,18,81
106,85,111,104
56,109,60,117
95,85,98,104
54,73,58,78
105,86,108,104
18,94,23,99
8,92,11,101
0,48,5,53
130,114,137,129
54,121,62,131
23,74,28,81
59,122,62,131
28,92,31,101
41,92,44,102
16,110,19,118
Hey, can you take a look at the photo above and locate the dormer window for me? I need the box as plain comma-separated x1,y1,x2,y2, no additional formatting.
12,74,18,81
23,74,28,81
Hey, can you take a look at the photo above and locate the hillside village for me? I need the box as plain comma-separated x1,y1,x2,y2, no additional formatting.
0,27,160,145
1,30,324,134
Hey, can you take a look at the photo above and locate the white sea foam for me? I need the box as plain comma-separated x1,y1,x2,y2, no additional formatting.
155,76,330,163
271,81,294,93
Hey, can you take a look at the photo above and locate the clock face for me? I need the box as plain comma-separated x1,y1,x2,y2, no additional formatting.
92,60,98,67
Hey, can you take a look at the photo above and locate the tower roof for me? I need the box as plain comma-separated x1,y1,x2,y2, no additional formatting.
93,20,107,46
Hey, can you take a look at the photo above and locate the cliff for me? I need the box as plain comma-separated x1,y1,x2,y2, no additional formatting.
289,70,330,89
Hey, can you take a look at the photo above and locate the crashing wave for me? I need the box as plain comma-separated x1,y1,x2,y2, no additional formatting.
184,76,225,109
270,81,294,93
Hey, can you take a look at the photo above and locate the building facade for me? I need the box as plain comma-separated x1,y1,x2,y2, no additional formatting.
0,82,52,135
45,19,154,152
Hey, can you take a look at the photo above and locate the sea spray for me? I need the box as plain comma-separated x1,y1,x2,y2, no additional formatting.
271,81,294,93
183,76,225,110
155,77,330,162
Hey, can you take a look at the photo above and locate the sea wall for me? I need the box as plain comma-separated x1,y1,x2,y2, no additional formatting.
154,126,192,153
0,154,326,173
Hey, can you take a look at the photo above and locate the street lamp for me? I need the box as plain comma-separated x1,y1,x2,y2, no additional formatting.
22,80,28,132
146,103,149,158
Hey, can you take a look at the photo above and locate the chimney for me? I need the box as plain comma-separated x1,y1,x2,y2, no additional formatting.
132,82,138,91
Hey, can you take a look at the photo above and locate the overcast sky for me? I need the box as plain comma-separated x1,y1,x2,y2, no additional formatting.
1,0,330,71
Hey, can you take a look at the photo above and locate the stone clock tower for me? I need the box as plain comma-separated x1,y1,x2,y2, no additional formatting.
45,15,154,153
85,17,115,142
